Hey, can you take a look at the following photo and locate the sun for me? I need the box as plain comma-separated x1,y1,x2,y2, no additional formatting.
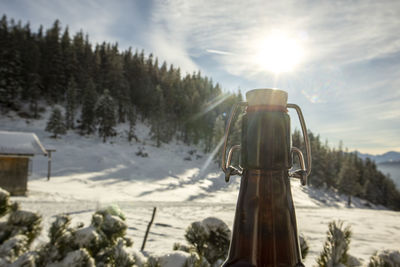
254,31,305,74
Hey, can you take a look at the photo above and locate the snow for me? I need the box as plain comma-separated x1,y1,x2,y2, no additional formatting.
201,217,229,234
157,251,192,267
0,187,9,204
48,248,95,267
10,251,37,267
0,109,400,266
0,130,47,155
369,250,400,266
74,226,100,248
8,209,39,226
0,235,28,262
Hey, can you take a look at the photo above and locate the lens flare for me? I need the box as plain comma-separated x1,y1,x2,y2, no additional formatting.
190,93,230,121
198,137,225,177
254,31,305,74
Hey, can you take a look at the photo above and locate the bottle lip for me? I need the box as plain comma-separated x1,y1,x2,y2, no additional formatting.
246,88,288,107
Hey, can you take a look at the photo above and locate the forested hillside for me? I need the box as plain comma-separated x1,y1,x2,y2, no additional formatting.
293,130,400,210
0,15,241,149
1,15,399,210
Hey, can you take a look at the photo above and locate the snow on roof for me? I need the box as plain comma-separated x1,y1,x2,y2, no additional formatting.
0,131,47,156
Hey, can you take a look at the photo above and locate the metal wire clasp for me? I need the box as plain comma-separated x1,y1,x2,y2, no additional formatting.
221,102,312,185
287,104,312,186
221,102,247,182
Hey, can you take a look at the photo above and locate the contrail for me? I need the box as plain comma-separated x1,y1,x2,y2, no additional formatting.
206,49,233,55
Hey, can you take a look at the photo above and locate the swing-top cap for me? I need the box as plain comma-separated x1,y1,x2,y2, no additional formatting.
246,88,288,107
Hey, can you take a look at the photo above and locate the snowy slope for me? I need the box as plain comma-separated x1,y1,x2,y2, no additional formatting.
1,109,240,203
1,110,400,266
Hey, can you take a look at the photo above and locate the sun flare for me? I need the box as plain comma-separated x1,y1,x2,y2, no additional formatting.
254,31,305,74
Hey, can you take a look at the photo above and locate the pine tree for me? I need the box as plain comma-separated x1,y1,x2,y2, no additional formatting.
43,20,64,103
72,31,88,95
80,79,97,135
19,25,42,117
292,129,302,149
150,85,167,147
27,72,41,118
127,106,137,143
317,220,352,267
106,44,128,123
338,157,361,207
46,107,66,138
0,35,22,111
60,27,75,91
212,114,226,164
95,89,116,142
65,77,77,129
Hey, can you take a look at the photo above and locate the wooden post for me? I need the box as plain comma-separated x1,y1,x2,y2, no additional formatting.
47,150,52,181
46,149,56,181
141,207,157,251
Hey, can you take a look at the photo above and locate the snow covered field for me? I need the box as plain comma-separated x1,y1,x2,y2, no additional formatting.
1,111,400,266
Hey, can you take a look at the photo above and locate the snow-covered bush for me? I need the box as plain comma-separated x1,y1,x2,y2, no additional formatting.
7,205,42,244
95,237,135,267
110,238,135,266
132,249,147,267
35,214,83,265
74,225,102,253
101,204,127,220
173,242,192,253
0,187,10,217
92,207,128,246
185,221,208,254
184,217,231,265
13,205,135,266
316,220,352,267
368,250,400,267
347,255,362,267
0,234,29,263
147,251,207,267
47,248,95,267
159,251,189,267
0,188,42,265
136,146,149,157
299,233,309,259
147,255,162,267
10,251,37,267
85,207,133,266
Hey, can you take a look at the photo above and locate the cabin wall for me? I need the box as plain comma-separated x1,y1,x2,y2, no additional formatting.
0,156,29,195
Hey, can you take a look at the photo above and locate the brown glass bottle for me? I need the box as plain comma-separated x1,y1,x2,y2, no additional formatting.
222,108,304,267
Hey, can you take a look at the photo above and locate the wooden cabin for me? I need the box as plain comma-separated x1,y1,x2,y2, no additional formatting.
0,131,47,195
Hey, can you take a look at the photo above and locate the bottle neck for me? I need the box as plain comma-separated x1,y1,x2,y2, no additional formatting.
241,110,291,170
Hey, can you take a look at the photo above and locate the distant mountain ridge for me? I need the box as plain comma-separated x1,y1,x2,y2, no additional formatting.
356,151,400,164
355,151,400,190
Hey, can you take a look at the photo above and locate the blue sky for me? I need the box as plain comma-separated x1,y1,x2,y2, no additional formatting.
1,0,400,154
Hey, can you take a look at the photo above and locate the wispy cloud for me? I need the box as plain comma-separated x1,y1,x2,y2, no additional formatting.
147,27,198,74
151,0,400,78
